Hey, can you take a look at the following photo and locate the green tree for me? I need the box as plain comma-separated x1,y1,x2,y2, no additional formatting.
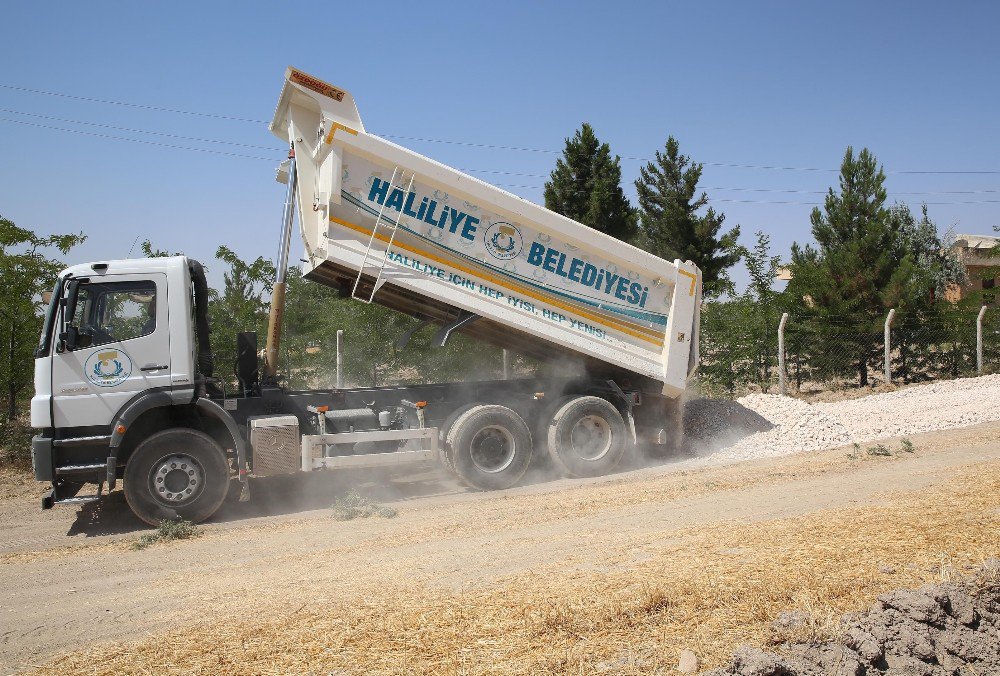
544,123,637,242
633,137,741,296
139,240,182,258
699,231,783,395
788,147,915,386
207,246,275,387
0,216,85,422
885,204,968,381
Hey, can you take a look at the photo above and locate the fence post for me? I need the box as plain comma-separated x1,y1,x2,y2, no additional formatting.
778,312,789,395
502,349,511,380
978,305,988,376
884,308,896,384
336,329,344,389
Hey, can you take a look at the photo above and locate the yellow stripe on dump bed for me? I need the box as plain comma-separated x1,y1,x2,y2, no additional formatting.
324,123,358,144
329,215,666,347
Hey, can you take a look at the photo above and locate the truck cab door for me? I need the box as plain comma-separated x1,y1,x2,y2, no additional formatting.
51,273,171,429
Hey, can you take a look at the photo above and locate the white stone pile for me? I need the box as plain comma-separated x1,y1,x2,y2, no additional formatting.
708,374,1000,462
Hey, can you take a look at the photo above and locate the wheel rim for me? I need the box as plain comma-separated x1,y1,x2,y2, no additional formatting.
569,415,613,461
469,425,516,473
149,454,205,505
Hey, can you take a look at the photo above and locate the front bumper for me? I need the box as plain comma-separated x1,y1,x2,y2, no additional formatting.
31,435,54,482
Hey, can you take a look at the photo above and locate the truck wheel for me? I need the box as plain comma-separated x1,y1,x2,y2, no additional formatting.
546,396,627,478
437,403,480,475
124,428,230,526
446,405,532,490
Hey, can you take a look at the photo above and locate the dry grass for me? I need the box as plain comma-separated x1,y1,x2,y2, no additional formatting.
0,462,43,503
33,460,1000,675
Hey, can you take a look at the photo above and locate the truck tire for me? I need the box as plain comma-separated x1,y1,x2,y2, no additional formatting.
529,395,573,470
124,427,230,526
446,405,532,490
437,403,480,475
546,396,627,478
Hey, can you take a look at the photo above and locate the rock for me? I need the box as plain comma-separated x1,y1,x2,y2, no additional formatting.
785,643,864,675
677,649,699,674
708,565,1000,676
709,646,794,675
844,626,882,663
935,586,978,626
771,610,810,632
878,589,945,624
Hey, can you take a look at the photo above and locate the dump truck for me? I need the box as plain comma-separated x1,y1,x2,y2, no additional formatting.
30,68,702,525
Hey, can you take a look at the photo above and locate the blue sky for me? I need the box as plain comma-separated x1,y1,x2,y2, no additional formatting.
2,1,998,290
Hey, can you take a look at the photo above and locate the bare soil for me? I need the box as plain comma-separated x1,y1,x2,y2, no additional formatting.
1,422,999,674
708,565,1000,675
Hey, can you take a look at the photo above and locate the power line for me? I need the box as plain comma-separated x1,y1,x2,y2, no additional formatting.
0,108,279,150
4,82,1000,175
2,105,999,204
4,117,994,204
458,167,550,179
0,118,281,161
712,197,1000,205
702,186,1000,196
459,174,1000,197
0,83,268,123
376,132,1000,175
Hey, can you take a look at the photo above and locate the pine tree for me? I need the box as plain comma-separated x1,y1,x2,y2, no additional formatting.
633,137,740,296
788,147,915,386
544,123,636,242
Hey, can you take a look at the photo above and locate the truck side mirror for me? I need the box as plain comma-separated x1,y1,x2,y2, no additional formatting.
58,325,80,352
58,279,81,352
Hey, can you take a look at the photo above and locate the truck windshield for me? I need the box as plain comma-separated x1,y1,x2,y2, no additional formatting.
35,278,62,358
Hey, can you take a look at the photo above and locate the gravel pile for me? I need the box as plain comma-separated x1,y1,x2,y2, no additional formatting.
699,375,1000,462
706,563,1000,675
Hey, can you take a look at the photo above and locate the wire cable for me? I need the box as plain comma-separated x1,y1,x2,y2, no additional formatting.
0,118,281,161
2,105,999,203
4,82,1000,174
0,83,268,123
0,108,279,150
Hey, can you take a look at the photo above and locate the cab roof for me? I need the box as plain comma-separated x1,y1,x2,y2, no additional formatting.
60,255,190,279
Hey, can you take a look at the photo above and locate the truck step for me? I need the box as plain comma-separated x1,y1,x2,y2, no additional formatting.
54,495,102,506
52,435,112,448
55,463,107,476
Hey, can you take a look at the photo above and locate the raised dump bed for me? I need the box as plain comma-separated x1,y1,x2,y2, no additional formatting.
270,68,701,396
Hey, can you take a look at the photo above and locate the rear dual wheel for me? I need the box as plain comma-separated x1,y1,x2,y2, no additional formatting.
546,396,628,478
441,396,629,489
445,405,532,490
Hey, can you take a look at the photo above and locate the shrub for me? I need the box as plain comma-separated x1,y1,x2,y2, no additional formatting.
331,489,398,521
131,519,199,550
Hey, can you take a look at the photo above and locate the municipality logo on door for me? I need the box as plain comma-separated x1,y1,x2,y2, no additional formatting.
85,349,132,387
484,222,523,261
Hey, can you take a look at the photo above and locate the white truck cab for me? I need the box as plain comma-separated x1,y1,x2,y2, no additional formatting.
33,256,196,431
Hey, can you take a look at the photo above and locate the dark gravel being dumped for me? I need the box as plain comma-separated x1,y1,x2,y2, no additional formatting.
707,562,1000,676
681,397,773,455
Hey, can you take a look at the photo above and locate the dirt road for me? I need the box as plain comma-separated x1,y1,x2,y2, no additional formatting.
2,422,999,674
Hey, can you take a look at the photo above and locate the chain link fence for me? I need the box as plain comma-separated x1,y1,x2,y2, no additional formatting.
698,302,998,398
